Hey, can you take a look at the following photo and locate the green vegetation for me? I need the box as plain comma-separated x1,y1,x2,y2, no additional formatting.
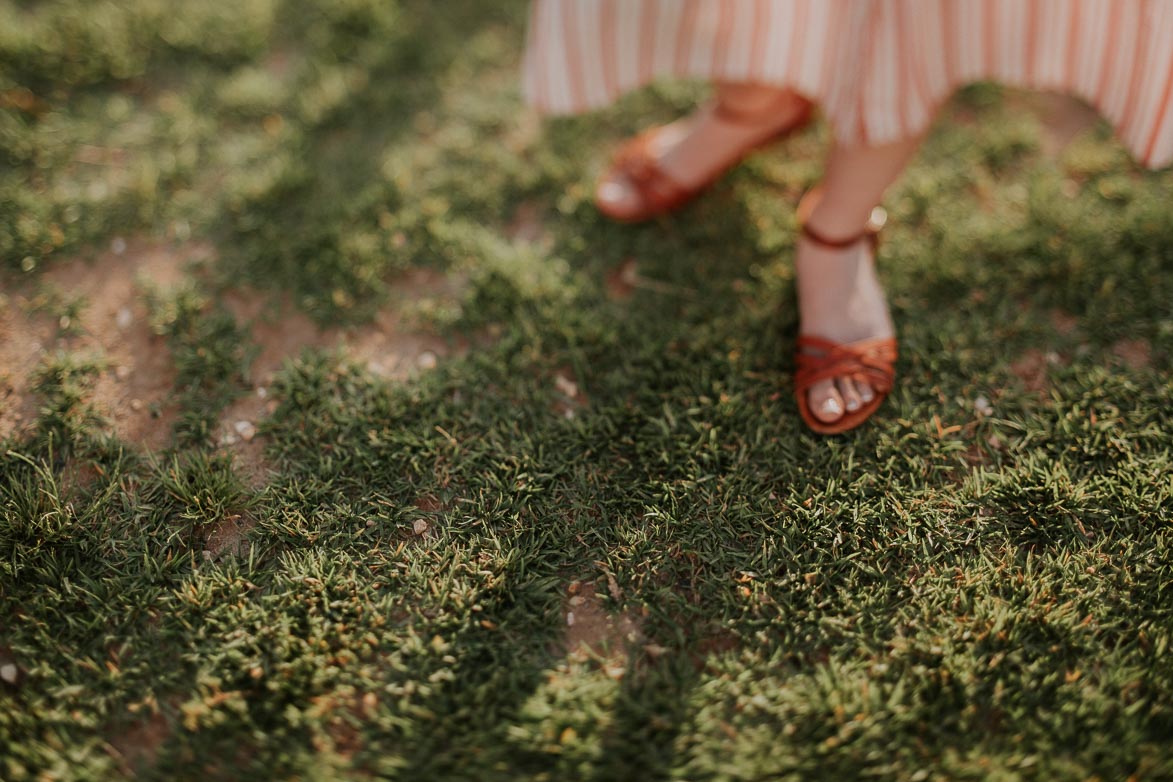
145,283,255,446
1,1,1171,780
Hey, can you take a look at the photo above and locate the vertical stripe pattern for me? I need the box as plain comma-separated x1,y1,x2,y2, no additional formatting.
523,0,1173,169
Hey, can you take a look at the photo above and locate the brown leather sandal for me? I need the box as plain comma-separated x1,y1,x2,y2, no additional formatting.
595,93,814,223
794,190,897,435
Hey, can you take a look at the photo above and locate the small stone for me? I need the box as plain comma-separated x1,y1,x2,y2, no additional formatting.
412,518,428,535
256,386,267,399
566,611,576,627
366,519,375,527
974,395,993,416
201,550,213,561
0,664,17,684
130,399,144,411
416,351,438,370
116,307,133,329
554,374,578,398
114,365,131,381
568,595,586,607
219,432,239,446
233,421,257,442
111,237,127,255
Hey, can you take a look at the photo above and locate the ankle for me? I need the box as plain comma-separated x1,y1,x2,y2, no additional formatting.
798,187,887,247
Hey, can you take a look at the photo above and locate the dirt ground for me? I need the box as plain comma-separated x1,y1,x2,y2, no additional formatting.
1,242,465,473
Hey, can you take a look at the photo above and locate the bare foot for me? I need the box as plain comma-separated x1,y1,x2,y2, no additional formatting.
596,85,811,220
795,224,894,425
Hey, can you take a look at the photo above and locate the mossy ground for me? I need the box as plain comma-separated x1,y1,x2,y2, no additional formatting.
2,2,1171,780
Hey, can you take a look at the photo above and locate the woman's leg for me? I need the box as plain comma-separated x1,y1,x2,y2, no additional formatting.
797,136,922,425
596,83,811,218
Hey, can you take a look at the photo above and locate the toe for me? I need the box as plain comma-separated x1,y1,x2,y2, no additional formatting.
595,175,640,217
837,377,863,413
857,382,876,405
807,379,845,423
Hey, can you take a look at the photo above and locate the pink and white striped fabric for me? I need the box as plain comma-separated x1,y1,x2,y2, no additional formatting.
523,0,1173,168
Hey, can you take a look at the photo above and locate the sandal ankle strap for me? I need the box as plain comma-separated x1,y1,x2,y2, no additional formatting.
797,188,887,250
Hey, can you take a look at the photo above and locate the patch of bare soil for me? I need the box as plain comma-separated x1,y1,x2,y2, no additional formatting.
214,267,468,483
1021,92,1101,159
106,705,173,777
214,290,325,484
0,239,202,448
3,240,468,481
1049,309,1080,337
1110,338,1152,370
559,582,642,677
1009,348,1067,396
694,630,740,659
203,515,256,560
344,308,459,383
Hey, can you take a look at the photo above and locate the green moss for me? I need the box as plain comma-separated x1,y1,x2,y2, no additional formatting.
1,1,1171,780
145,282,256,446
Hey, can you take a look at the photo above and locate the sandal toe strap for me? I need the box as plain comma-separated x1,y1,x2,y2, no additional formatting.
794,337,897,393
612,139,692,207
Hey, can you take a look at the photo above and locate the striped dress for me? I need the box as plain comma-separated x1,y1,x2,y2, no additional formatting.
523,0,1173,168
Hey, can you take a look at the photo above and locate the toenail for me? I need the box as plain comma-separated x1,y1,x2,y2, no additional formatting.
845,397,861,412
859,387,875,403
818,397,843,417
597,182,628,204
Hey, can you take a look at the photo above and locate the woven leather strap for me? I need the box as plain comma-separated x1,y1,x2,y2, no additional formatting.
609,132,692,213
794,335,897,394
